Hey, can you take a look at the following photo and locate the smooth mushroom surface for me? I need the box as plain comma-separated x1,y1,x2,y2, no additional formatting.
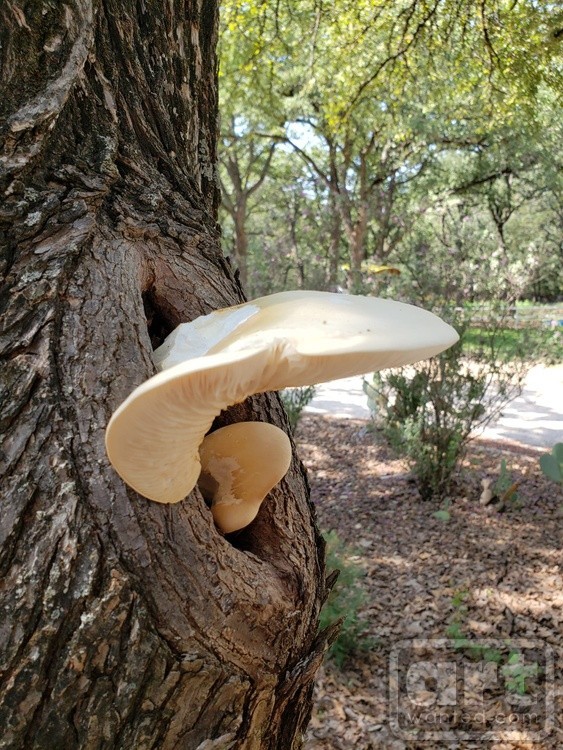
198,422,292,533
105,290,459,511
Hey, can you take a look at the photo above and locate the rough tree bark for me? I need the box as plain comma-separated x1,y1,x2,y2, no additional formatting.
0,2,331,748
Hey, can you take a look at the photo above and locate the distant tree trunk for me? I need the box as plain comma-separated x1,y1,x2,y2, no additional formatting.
372,176,397,263
327,195,342,288
219,136,275,293
234,200,250,289
0,3,330,748
344,214,369,294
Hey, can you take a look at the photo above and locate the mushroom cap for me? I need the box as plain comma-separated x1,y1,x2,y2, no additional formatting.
198,422,292,533
105,291,458,504
153,290,459,377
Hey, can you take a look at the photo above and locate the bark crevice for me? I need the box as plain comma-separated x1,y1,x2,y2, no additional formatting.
142,284,180,350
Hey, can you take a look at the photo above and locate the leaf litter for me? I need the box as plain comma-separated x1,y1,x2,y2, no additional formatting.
298,415,562,750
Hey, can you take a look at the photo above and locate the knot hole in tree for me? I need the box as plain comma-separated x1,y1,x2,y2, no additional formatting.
142,284,178,350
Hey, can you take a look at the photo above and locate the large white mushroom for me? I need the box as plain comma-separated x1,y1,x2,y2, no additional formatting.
105,290,459,531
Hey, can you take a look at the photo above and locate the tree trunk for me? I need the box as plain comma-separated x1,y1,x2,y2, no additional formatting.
0,3,330,748
347,229,368,294
327,196,342,289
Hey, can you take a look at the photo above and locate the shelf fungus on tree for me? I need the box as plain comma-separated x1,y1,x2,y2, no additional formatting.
105,290,459,531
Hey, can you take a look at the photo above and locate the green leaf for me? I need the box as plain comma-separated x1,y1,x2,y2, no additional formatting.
433,510,451,522
553,443,563,464
540,454,563,483
483,648,503,664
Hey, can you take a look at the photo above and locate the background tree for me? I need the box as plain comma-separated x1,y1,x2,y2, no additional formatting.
0,2,330,747
219,117,276,288
220,0,562,297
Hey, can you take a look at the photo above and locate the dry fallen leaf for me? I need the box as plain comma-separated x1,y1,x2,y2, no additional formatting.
299,416,563,750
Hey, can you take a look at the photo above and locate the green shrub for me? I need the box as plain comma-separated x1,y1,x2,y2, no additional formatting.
465,326,563,365
365,306,527,501
319,531,373,667
280,385,316,431
539,443,563,485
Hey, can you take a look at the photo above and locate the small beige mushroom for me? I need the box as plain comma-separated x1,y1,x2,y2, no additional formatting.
479,478,494,506
105,290,459,512
198,422,292,533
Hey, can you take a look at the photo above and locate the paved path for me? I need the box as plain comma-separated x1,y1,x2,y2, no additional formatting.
304,364,563,449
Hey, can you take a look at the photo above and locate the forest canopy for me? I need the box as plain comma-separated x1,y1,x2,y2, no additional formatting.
218,0,563,300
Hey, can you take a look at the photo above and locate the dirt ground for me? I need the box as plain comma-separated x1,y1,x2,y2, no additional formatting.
297,415,563,750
